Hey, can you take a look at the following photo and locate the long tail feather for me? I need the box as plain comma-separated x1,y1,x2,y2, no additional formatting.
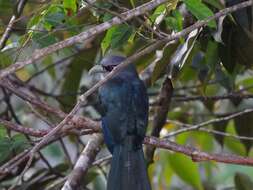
107,137,151,190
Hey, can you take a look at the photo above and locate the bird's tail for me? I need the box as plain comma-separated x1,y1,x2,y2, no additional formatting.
107,136,151,190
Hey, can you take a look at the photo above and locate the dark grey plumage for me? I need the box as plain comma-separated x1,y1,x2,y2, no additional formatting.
98,55,151,190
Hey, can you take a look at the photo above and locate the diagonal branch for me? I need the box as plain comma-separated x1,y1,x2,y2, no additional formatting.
0,0,170,79
145,77,173,164
0,0,252,80
145,136,253,166
0,0,28,49
61,134,103,190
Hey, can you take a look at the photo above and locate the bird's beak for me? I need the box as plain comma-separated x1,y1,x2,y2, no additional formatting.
89,65,106,75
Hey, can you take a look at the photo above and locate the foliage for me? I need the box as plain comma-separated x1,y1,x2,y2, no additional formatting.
0,0,253,189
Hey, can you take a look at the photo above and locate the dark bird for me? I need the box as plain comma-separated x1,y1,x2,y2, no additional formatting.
91,54,151,190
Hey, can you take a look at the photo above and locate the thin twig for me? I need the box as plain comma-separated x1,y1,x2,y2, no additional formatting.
166,119,253,141
0,0,28,49
165,107,253,137
0,0,170,79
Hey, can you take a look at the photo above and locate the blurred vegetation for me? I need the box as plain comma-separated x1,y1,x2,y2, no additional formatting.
0,0,253,189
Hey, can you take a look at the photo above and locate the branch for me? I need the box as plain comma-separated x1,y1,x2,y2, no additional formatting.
3,0,253,185
166,107,253,137
61,134,103,190
1,0,252,80
144,136,253,166
145,77,173,164
166,119,253,141
0,0,169,79
173,93,253,102
0,0,28,49
0,118,47,137
0,79,100,132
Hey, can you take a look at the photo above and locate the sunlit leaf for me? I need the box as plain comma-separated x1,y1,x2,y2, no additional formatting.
102,24,133,54
15,68,30,82
183,0,216,28
169,153,203,190
42,56,55,79
165,10,183,32
63,0,77,15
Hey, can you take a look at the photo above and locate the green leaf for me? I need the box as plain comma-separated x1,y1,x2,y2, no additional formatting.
169,29,199,78
0,137,13,163
234,112,253,152
213,119,228,146
63,0,77,14
235,172,253,190
27,14,41,29
42,56,56,79
0,52,12,69
0,134,28,163
150,4,166,22
101,24,133,54
204,41,219,71
237,78,253,93
101,26,116,54
82,169,99,186
102,13,113,22
32,32,58,48
42,142,63,158
12,134,29,152
157,150,173,187
60,48,96,111
215,67,234,91
168,153,203,190
224,121,246,156
111,24,134,49
43,5,65,30
183,0,216,28
130,0,136,8
165,10,183,32
192,131,214,151
200,40,219,90
151,42,179,83
0,126,6,138
203,0,223,9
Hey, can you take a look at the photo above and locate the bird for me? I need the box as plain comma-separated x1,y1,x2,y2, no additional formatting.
90,54,151,190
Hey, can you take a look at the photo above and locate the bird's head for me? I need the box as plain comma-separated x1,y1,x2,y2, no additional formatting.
100,55,126,72
89,54,138,83
89,54,126,76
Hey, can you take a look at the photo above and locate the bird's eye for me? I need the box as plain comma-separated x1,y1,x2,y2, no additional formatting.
102,65,116,72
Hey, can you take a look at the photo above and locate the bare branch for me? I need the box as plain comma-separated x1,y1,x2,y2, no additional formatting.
0,0,252,80
0,0,169,79
166,119,253,141
146,77,173,164
145,136,253,166
166,107,253,137
173,93,253,102
0,0,28,49
61,134,103,190
0,118,47,137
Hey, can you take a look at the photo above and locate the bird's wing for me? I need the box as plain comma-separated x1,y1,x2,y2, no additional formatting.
132,79,149,139
98,78,131,143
